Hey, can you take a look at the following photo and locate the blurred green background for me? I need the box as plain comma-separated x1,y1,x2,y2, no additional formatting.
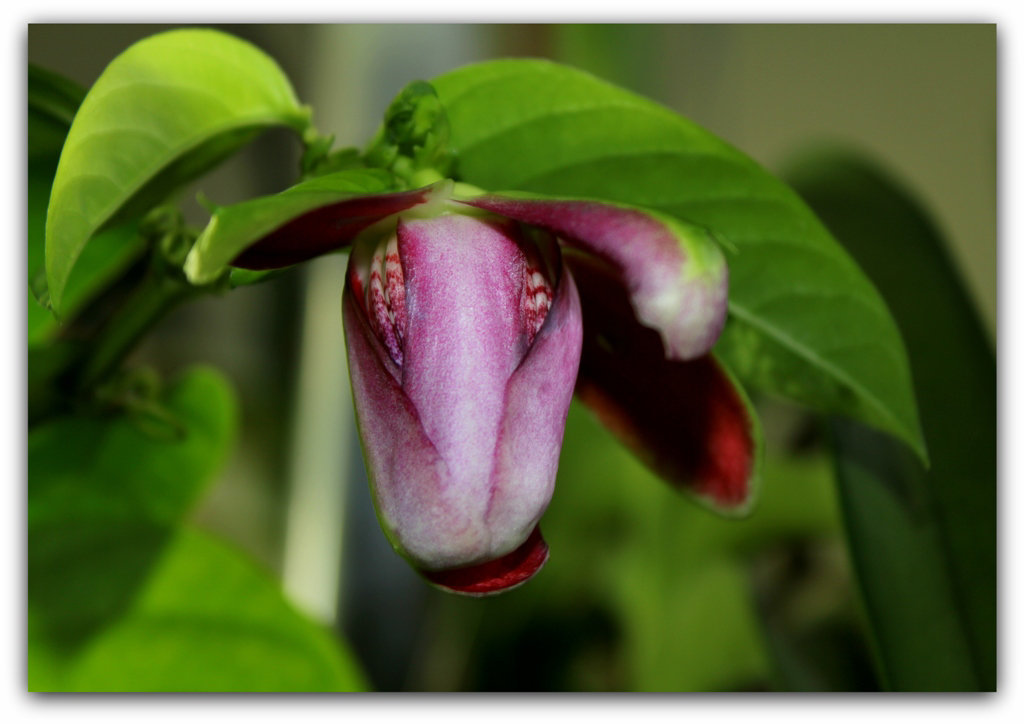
27,24,995,691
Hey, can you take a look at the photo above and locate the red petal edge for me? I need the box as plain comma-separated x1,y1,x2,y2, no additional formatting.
420,527,549,596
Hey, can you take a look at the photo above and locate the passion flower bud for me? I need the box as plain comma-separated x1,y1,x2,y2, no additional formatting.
191,177,757,595
342,212,583,595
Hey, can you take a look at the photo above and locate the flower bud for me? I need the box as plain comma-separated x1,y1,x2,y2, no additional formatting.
343,212,583,594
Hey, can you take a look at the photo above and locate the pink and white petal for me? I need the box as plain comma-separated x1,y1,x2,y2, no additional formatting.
345,214,582,582
567,252,762,515
395,214,536,541
485,261,583,552
457,193,728,360
343,281,484,570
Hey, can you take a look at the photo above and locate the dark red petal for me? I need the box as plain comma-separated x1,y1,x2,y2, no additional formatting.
567,252,760,513
419,526,549,596
231,187,430,269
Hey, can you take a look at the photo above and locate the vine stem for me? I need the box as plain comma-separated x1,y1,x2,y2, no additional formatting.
74,268,196,392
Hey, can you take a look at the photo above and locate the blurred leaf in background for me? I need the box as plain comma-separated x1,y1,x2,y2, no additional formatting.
784,150,997,691
28,367,366,692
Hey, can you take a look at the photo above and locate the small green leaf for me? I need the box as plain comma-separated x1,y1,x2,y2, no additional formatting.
430,59,926,463
785,149,995,691
184,168,396,284
365,79,454,179
45,28,311,313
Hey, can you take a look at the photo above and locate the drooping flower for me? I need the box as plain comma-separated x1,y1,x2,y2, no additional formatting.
343,210,583,595
188,179,760,595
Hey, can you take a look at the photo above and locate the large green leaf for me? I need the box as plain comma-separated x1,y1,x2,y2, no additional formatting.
184,167,396,284
430,60,925,462
29,75,76,341
45,28,311,313
29,526,366,693
784,150,996,691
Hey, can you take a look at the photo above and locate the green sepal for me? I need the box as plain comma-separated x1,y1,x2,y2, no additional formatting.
184,168,397,285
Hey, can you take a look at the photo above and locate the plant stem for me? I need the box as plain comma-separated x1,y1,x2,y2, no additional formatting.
74,268,194,392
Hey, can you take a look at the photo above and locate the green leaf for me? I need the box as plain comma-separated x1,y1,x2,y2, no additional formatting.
56,528,366,692
227,267,291,288
29,91,72,338
29,163,145,344
45,28,311,313
784,150,995,691
29,367,238,647
28,365,238,526
28,366,367,691
430,59,926,463
28,65,147,343
184,168,396,284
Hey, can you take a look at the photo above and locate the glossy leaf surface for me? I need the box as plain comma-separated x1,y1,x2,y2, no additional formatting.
45,28,310,312
785,150,995,690
430,60,925,462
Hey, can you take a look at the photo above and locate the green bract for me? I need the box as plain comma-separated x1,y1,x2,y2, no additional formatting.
184,168,396,285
